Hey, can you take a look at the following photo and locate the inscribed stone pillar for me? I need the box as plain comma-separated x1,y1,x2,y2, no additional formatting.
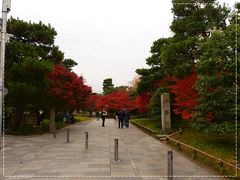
49,107,55,133
161,93,171,133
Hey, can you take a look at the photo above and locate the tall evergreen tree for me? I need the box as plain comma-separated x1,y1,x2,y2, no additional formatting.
136,0,231,127
194,6,240,134
102,78,114,95
5,18,63,129
136,0,229,86
164,0,229,76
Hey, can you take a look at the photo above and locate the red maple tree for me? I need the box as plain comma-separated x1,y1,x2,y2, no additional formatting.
95,91,135,111
48,65,92,110
85,94,102,110
169,73,198,120
135,93,151,114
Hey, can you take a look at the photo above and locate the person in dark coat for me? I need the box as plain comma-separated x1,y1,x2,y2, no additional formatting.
37,110,44,126
116,109,125,128
101,108,107,127
124,109,130,128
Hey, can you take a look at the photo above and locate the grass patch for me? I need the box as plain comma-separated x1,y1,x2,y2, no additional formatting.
132,118,162,134
42,119,68,130
74,114,91,122
178,128,235,164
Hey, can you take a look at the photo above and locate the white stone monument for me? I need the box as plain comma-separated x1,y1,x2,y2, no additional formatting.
161,93,171,133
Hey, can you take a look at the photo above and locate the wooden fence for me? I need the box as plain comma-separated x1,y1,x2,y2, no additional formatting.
165,135,239,174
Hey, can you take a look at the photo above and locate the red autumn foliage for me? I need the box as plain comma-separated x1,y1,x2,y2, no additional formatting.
95,91,135,111
169,73,198,120
48,65,92,109
154,76,175,88
135,93,151,114
85,94,102,110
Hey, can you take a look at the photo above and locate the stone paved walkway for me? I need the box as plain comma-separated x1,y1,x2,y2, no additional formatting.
0,118,221,180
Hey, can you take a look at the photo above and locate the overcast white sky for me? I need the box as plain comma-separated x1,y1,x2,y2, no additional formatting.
3,0,238,93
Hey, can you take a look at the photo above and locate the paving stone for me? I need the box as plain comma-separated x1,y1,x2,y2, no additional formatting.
0,118,221,179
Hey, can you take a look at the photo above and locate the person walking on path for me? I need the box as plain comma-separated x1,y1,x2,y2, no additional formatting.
124,109,130,128
116,109,125,128
101,108,107,127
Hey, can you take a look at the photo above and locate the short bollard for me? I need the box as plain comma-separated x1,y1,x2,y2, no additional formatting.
67,128,70,143
168,151,173,180
85,132,88,149
53,124,56,138
114,139,118,161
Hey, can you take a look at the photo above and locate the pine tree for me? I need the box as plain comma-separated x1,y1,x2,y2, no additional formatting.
102,78,114,95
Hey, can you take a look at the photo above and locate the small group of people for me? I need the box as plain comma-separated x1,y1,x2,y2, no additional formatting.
96,108,130,128
115,108,130,128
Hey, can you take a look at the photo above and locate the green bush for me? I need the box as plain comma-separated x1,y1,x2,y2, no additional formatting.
190,118,235,135
42,119,67,129
5,119,68,135
74,114,90,122
55,113,63,122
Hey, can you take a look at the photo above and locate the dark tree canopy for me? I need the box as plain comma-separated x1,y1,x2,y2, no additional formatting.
102,78,114,95
6,18,60,66
194,22,239,134
136,0,229,92
5,18,79,130
171,0,229,38
62,58,78,71
135,0,236,134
